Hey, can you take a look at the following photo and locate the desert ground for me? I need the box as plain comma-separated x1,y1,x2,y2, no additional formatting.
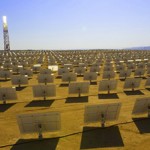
0,50,150,150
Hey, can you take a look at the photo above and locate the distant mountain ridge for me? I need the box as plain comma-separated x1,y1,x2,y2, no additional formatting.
125,46,150,50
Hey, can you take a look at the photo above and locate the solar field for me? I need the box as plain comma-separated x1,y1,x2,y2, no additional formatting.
0,49,150,150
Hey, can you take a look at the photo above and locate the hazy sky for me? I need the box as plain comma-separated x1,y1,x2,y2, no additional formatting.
0,0,150,50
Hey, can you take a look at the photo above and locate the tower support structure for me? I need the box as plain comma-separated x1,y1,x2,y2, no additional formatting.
2,16,10,51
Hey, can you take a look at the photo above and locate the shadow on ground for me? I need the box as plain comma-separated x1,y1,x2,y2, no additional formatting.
120,79,126,81
98,93,119,99
135,77,147,79
133,117,150,134
11,138,59,150
90,82,97,85
146,88,150,91
124,90,144,95
16,86,27,91
80,126,124,149
56,76,61,79
77,75,84,77
0,103,16,112
25,100,54,107
65,96,88,103
0,79,10,82
59,83,69,87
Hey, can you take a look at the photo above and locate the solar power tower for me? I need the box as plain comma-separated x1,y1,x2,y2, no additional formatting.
2,16,10,51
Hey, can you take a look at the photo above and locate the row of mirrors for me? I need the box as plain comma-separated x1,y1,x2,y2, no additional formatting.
0,78,150,103
16,97,150,139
